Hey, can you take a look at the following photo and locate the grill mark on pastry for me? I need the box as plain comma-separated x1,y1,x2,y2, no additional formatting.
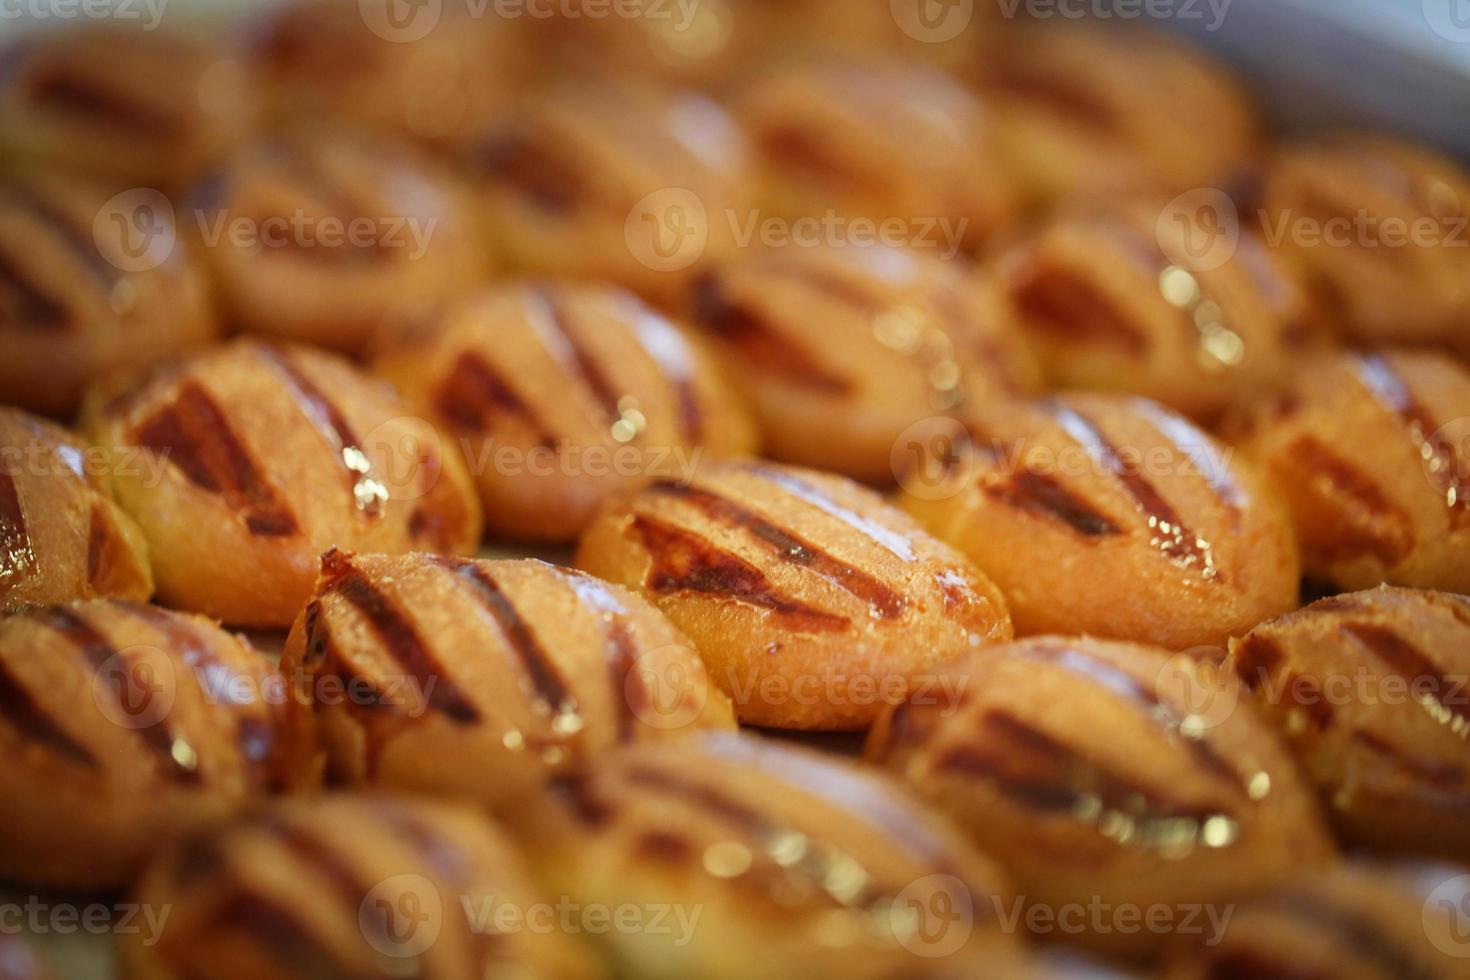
322,562,480,723
985,467,1122,537
757,125,881,194
550,771,614,826
564,570,644,742
1200,950,1331,980
983,64,1117,131
623,298,704,441
435,350,558,447
1134,399,1246,512
0,469,36,589
0,653,94,765
134,381,300,537
631,513,850,632
3,183,118,288
1276,435,1414,566
84,502,110,588
691,274,850,393
35,606,201,783
1342,622,1470,740
264,818,369,907
1047,402,1223,579
1353,728,1469,787
473,132,586,212
206,890,363,980
257,346,387,518
0,246,68,329
649,480,906,620
1232,633,1285,691
27,70,183,139
530,288,623,424
1010,264,1148,352
1356,354,1470,529
431,557,574,716
1257,890,1441,980
738,463,917,561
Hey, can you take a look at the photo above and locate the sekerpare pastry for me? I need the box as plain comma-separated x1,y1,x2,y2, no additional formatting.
374,282,757,542
281,550,735,811
82,339,483,627
576,459,1012,730
866,636,1336,956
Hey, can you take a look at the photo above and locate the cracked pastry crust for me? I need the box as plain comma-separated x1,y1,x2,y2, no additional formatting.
575,460,1012,730
374,282,757,542
865,636,1335,956
280,550,734,812
0,599,312,890
81,338,483,628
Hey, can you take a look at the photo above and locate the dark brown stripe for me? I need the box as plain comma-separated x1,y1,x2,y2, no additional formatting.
1259,890,1439,980
632,513,849,632
692,274,850,393
472,132,585,212
324,564,479,723
740,463,917,561
1009,264,1148,353
264,818,366,905
1342,621,1470,740
550,772,613,826
135,381,300,537
431,557,573,715
0,469,36,589
257,346,385,518
535,289,623,424
983,63,1117,131
206,891,363,980
622,298,704,441
36,606,200,783
985,467,1122,537
0,654,94,765
435,350,557,447
564,571,643,742
651,481,907,620
3,183,117,288
757,126,880,195
0,246,68,330
1358,354,1470,530
1232,633,1286,692
28,70,184,139
1275,435,1414,567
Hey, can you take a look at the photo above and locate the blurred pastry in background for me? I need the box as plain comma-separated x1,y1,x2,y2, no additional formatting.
576,460,1012,730
899,393,1299,650
186,124,487,355
1229,587,1470,859
0,408,152,613
967,22,1261,210
866,636,1336,956
0,599,310,889
688,243,1039,483
460,82,752,307
731,57,1017,258
0,26,259,192
1253,133,1470,359
82,339,483,627
375,282,756,542
1229,348,1470,594
0,173,217,418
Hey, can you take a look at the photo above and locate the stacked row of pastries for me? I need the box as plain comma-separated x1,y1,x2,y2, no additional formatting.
1,1,1469,977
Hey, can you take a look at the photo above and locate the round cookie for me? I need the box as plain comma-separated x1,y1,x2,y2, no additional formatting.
575,459,1012,729
967,22,1260,209
82,338,483,627
865,636,1336,956
281,550,735,811
511,730,1032,979
0,173,217,418
1253,133,1470,358
1,408,151,613
730,57,1018,256
899,393,1299,650
373,282,757,542
0,27,257,192
0,599,311,889
120,795,602,980
187,125,487,354
458,82,752,306
1160,862,1470,980
1229,587,1470,859
687,243,1040,482
1229,348,1470,593
992,197,1326,423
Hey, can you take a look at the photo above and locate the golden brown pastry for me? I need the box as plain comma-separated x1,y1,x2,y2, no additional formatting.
374,282,758,542
1229,587,1470,858
120,795,602,980
511,731,1032,979
0,173,217,418
1253,133,1470,357
1230,349,1470,593
688,243,1041,482
731,58,1017,257
0,27,257,192
1160,862,1470,980
900,393,1299,650
0,599,310,890
281,550,735,810
993,198,1326,423
82,339,483,627
575,460,1012,729
967,22,1261,209
460,82,752,306
866,636,1336,956
1,408,151,613
187,125,487,354
249,0,527,152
